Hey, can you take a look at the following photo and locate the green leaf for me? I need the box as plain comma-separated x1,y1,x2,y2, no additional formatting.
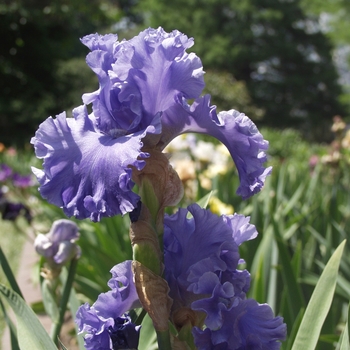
339,322,350,350
187,190,216,218
0,283,58,350
337,303,350,350
57,338,68,350
348,301,350,346
291,240,346,350
0,246,24,298
196,190,216,209
250,253,266,303
41,279,60,323
272,220,305,321
281,182,305,217
138,313,158,350
249,226,273,303
60,268,86,350
284,308,304,350
0,297,20,350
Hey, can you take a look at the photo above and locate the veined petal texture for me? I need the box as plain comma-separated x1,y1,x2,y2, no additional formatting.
163,204,286,349
81,27,205,135
163,204,252,312
31,105,158,221
193,299,286,350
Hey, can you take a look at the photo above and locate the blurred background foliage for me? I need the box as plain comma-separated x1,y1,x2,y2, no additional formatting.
1,122,350,349
1,1,350,348
1,0,350,146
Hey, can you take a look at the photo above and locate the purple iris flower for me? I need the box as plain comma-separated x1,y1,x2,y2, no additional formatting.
0,201,31,222
76,205,285,349
31,27,271,221
0,164,12,182
34,219,81,265
163,204,286,349
12,173,34,188
76,261,141,350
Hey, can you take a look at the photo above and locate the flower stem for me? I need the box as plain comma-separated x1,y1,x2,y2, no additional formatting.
50,258,78,345
156,329,172,350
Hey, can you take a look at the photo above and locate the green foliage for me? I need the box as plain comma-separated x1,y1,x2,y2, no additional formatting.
187,127,350,349
291,240,345,350
260,127,327,163
1,129,350,349
0,283,57,350
300,0,350,117
134,0,346,140
203,70,265,120
74,215,133,300
0,0,123,148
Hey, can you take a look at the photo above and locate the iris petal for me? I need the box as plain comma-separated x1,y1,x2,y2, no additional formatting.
31,105,160,221
160,94,272,199
81,27,205,135
164,204,248,310
75,261,141,350
193,299,286,349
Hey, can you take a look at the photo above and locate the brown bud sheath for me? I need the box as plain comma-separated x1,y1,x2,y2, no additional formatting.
132,261,173,332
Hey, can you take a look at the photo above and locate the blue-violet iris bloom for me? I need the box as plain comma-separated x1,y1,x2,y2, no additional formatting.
0,164,12,182
163,203,286,349
34,219,81,265
12,173,34,188
0,200,31,222
77,205,286,349
76,260,141,350
31,27,271,221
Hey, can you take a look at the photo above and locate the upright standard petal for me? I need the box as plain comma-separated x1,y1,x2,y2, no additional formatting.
31,105,159,221
81,27,205,135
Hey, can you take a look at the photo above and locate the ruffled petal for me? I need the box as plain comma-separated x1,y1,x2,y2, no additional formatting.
46,219,79,243
31,105,159,221
75,303,114,350
111,27,204,115
76,302,113,335
164,204,240,309
160,94,272,199
75,262,141,350
193,299,286,350
222,213,258,246
162,203,283,346
81,27,205,136
94,261,141,319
